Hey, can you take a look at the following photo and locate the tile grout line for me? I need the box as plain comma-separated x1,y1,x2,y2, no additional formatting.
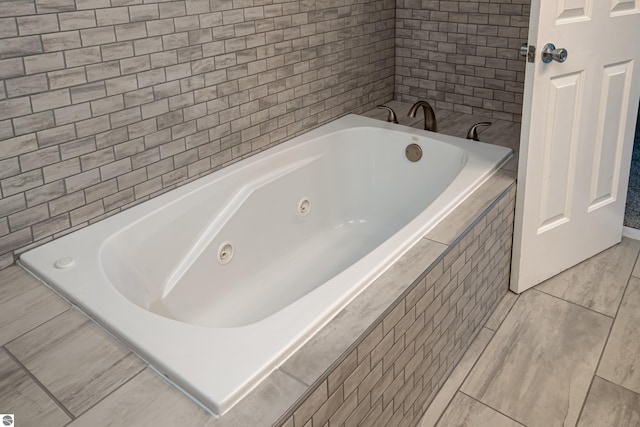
429,286,522,426
425,278,521,426
276,366,312,388
3,305,71,348
4,301,149,426
2,345,76,422
530,240,640,319
459,390,527,427
532,287,617,319
485,292,520,333
592,374,640,398
61,367,149,427
573,249,640,425
429,326,499,427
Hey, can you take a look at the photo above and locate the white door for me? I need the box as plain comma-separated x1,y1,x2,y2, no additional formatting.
511,0,640,293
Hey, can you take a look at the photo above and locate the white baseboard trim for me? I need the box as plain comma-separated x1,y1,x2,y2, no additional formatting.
623,226,640,241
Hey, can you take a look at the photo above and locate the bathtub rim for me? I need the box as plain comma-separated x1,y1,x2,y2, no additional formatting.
18,114,513,416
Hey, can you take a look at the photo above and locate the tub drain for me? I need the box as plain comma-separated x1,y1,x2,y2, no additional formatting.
297,197,311,217
405,143,422,162
217,241,234,265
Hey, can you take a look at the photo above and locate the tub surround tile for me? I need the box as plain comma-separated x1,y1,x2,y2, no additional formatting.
68,369,212,427
478,126,520,173
0,266,69,345
597,277,640,394
436,113,503,140
280,238,448,387
478,121,522,153
353,237,449,322
536,237,640,317
211,370,308,427
501,153,519,173
419,327,494,427
425,170,516,245
2,248,25,272
461,289,612,427
435,392,524,427
6,308,145,416
577,376,640,427
0,348,71,427
484,291,519,331
279,308,373,391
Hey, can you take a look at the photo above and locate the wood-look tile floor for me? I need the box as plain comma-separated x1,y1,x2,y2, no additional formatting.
420,237,640,427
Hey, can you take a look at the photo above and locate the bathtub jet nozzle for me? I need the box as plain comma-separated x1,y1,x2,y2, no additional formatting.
217,241,234,265
297,197,311,217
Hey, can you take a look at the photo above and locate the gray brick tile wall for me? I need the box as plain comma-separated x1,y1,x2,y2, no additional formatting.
277,184,516,427
0,1,527,268
395,0,529,122
0,0,396,266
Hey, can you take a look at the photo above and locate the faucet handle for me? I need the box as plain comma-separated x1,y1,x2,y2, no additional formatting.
377,105,399,124
466,122,492,141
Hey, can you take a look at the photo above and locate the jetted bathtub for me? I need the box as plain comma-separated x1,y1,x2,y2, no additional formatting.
20,114,512,415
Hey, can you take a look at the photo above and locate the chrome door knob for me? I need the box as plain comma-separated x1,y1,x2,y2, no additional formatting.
542,43,568,63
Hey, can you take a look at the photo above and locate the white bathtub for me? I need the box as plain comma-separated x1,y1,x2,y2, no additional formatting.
20,114,512,415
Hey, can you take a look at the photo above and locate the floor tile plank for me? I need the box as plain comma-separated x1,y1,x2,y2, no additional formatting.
598,277,640,394
535,238,640,317
6,308,144,416
435,392,524,427
68,369,213,427
0,348,70,427
0,266,69,345
484,291,519,331
577,376,640,427
461,289,612,427
419,327,494,427
212,369,308,427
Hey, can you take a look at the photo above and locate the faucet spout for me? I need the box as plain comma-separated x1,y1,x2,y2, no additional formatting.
407,101,437,132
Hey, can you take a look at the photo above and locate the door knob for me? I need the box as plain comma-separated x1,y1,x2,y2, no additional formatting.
541,43,568,63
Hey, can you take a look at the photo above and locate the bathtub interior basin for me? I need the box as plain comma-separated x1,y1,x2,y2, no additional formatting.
19,114,512,415
102,128,466,328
